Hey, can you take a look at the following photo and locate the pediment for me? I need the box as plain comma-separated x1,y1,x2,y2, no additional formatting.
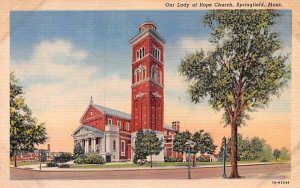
73,127,93,137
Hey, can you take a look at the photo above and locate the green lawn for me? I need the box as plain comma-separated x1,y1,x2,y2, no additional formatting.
10,160,40,166
70,160,289,169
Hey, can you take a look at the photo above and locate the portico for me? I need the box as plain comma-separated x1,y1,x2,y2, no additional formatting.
72,125,104,154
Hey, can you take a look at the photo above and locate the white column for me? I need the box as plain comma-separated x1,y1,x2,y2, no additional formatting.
85,139,88,154
93,138,96,152
102,136,106,153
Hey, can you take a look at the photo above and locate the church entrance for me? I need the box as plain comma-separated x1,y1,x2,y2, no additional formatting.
106,155,112,163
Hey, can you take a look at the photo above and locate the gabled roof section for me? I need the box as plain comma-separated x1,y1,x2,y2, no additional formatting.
72,125,104,137
93,104,131,120
79,103,131,122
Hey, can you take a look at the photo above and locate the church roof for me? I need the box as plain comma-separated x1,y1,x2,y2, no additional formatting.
72,125,104,137
93,104,131,120
130,27,165,45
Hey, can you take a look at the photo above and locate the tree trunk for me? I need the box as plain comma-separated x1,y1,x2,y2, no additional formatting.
150,155,152,168
229,123,240,178
192,154,196,167
14,151,17,167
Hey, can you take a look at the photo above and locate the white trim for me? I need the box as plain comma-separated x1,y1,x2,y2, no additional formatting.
121,140,126,156
119,131,131,135
120,136,131,140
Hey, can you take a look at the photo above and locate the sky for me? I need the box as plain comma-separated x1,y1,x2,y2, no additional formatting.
10,10,291,153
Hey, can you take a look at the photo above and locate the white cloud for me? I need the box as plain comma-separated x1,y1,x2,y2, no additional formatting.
178,37,215,53
11,39,131,152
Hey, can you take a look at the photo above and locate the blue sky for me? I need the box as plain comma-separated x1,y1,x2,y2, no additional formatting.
10,10,292,152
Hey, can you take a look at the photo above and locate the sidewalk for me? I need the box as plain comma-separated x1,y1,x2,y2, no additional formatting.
12,162,290,172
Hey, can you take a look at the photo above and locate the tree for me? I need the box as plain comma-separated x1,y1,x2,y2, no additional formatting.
279,147,291,161
142,130,163,168
133,130,147,164
173,130,192,156
192,130,216,166
40,150,47,163
273,149,281,162
260,144,273,162
173,130,216,166
219,134,266,161
179,10,290,178
73,142,84,159
10,72,47,167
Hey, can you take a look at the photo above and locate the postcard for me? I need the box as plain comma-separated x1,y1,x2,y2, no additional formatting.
0,0,299,188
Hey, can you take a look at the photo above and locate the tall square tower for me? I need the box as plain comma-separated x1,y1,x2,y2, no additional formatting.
130,21,165,133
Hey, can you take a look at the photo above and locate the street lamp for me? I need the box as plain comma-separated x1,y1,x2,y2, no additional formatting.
222,136,227,178
185,139,195,179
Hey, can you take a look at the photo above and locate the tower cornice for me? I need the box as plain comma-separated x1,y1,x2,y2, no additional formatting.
130,29,165,46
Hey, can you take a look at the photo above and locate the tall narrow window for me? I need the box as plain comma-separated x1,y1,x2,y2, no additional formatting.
126,122,130,131
113,140,116,151
117,121,121,129
121,140,125,156
142,69,146,79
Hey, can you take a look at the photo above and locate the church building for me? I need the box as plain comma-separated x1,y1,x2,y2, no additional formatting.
72,21,180,162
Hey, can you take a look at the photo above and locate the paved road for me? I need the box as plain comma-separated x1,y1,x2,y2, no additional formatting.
10,163,290,180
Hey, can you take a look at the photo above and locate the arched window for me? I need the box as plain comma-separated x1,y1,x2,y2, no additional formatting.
139,49,142,58
136,71,140,82
121,140,125,156
113,140,116,151
142,47,145,57
151,65,155,79
142,68,146,79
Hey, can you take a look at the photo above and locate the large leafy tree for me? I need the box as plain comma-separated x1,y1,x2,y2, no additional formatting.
173,130,216,166
179,10,290,178
10,72,47,167
219,134,267,162
142,130,163,168
133,130,148,164
173,130,192,155
133,130,163,168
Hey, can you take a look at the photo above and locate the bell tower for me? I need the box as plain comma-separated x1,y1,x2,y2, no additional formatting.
130,21,165,132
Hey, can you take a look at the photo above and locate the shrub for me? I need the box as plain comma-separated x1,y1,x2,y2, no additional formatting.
196,156,210,162
74,156,86,164
53,153,72,163
58,164,70,168
46,162,58,167
164,156,182,162
85,153,105,164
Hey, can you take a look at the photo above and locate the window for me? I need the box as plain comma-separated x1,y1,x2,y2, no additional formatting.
113,140,116,151
126,122,130,131
117,121,121,129
108,118,112,125
121,140,125,156
152,47,160,61
136,47,145,60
